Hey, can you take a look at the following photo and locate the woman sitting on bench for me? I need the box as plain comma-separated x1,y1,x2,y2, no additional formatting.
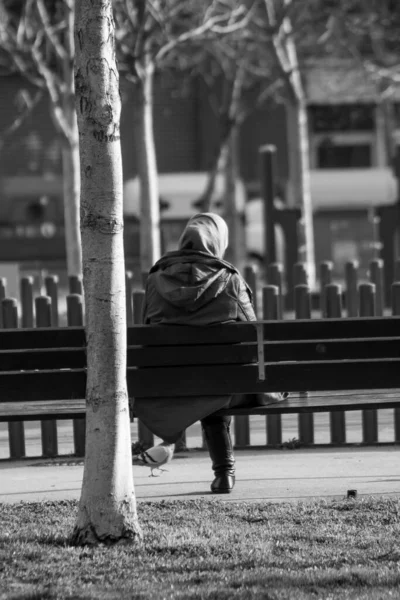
135,212,284,493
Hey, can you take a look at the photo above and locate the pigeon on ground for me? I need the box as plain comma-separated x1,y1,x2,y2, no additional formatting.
132,442,174,477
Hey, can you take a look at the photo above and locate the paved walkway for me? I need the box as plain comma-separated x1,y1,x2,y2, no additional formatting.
1,447,399,504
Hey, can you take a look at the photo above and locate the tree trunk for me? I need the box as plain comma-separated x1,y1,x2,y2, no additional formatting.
61,114,82,277
72,0,142,546
223,126,245,270
266,0,316,288
195,141,229,212
61,3,82,278
285,98,316,287
134,67,161,273
286,97,315,288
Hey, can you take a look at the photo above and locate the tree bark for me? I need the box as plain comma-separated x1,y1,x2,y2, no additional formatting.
133,67,161,273
61,113,82,277
72,0,142,546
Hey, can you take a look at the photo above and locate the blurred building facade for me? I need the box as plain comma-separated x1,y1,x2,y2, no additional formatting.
1,61,400,277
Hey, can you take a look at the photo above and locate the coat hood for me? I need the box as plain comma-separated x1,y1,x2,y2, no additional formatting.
148,213,236,310
177,212,229,258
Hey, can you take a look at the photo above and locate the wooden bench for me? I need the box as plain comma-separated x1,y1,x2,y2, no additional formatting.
1,316,400,456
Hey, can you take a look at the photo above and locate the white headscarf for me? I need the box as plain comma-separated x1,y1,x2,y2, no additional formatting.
178,213,229,259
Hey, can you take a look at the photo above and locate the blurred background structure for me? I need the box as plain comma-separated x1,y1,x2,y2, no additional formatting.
0,0,400,294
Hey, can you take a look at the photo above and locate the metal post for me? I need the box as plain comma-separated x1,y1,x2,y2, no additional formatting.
259,145,277,278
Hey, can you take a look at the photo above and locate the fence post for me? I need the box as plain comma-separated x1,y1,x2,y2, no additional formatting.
391,282,400,443
35,295,58,458
320,261,333,316
0,278,6,328
263,285,282,446
324,284,346,444
245,264,258,317
394,259,400,283
294,284,314,445
259,145,278,275
293,262,308,286
45,275,59,327
345,261,359,317
267,263,284,318
369,259,385,316
67,294,86,457
2,298,26,459
69,275,83,295
126,271,134,326
20,276,34,328
132,290,155,449
359,283,378,444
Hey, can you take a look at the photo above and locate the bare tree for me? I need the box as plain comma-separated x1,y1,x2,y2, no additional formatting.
114,0,251,272
182,11,284,267
0,0,82,277
71,0,142,546
263,0,316,287
308,0,400,162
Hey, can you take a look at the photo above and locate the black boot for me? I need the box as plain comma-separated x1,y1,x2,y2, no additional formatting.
202,415,235,494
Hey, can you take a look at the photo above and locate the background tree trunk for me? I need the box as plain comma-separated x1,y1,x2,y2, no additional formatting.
72,0,142,546
223,127,245,270
61,4,82,278
286,98,316,288
134,66,161,273
61,112,82,277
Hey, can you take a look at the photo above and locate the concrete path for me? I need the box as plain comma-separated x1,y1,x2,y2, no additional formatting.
1,447,399,504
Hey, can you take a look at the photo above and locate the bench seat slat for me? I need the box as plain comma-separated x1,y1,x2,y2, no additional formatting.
2,391,400,422
216,392,400,415
0,400,86,421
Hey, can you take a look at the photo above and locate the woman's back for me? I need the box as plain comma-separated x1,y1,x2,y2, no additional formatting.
143,213,256,325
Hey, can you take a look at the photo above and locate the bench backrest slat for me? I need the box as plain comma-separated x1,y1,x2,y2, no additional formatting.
1,358,399,402
2,337,400,371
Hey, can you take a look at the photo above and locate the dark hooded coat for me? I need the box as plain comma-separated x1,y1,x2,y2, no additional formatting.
133,213,256,442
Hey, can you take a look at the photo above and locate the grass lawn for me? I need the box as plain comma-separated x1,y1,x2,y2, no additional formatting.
1,497,400,600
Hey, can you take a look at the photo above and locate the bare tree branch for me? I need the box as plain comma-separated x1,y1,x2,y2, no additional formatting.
36,0,68,63
0,89,43,145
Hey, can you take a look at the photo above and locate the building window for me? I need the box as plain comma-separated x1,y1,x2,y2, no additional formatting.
309,104,375,132
309,104,376,168
317,141,372,168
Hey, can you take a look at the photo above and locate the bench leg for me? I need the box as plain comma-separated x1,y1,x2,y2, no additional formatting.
41,420,58,458
330,412,346,444
298,413,314,445
8,422,25,459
